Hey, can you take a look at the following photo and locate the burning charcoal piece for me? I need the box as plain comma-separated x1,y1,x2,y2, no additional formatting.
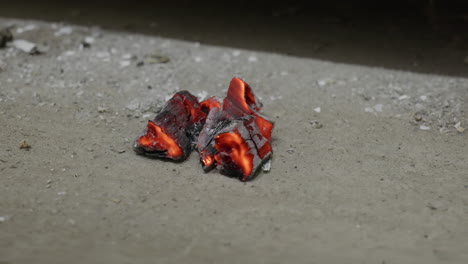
222,77,274,141
197,107,233,171
213,118,269,182
222,77,262,118
133,91,206,161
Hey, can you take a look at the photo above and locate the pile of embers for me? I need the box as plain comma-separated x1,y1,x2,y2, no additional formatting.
133,77,274,181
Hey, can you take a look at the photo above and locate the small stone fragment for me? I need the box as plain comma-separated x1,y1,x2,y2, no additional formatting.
54,26,73,36
19,140,31,150
419,125,431,131
144,54,170,64
317,79,327,87
120,60,131,68
11,39,40,54
314,107,321,113
414,113,423,122
309,120,323,129
97,106,107,113
454,122,465,133
373,104,383,112
248,55,258,62
261,159,272,172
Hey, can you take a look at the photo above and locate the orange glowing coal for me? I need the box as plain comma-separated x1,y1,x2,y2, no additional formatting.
199,150,214,168
200,96,221,113
227,77,260,113
214,131,254,180
136,121,183,159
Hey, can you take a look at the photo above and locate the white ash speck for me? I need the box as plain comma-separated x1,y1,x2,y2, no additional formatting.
248,55,258,62
314,107,321,113
419,125,431,131
194,56,202,62
63,50,75,56
454,122,465,133
57,191,67,196
398,95,410,100
317,79,329,87
0,215,10,222
11,40,38,54
16,24,37,34
119,60,131,68
122,53,133,60
54,26,73,36
96,51,110,58
419,95,428,101
373,104,383,112
364,107,374,113
262,160,272,172
232,50,241,57
84,36,95,44
142,113,153,119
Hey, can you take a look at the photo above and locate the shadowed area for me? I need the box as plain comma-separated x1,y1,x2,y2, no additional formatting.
1,0,468,77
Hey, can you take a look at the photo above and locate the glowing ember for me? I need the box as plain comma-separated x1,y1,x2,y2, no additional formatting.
134,77,274,181
215,131,254,180
133,91,203,161
135,121,183,158
200,96,221,114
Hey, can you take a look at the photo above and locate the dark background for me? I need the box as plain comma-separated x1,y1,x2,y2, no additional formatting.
1,0,468,77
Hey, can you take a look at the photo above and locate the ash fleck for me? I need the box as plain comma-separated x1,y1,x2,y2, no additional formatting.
454,122,465,133
262,159,272,172
11,39,40,54
419,125,431,131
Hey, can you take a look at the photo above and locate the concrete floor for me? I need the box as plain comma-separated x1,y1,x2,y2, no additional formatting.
0,4,467,264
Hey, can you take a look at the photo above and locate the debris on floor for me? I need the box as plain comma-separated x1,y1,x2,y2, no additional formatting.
11,39,40,54
19,140,31,150
454,122,465,133
419,125,431,131
144,54,170,64
309,120,323,129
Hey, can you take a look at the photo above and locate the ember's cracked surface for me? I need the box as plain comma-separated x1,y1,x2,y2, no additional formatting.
133,91,206,161
134,77,274,181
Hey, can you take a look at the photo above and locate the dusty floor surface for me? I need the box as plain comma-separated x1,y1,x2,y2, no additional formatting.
1,17,468,264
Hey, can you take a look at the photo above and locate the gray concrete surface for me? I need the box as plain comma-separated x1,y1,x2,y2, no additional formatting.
1,18,467,264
